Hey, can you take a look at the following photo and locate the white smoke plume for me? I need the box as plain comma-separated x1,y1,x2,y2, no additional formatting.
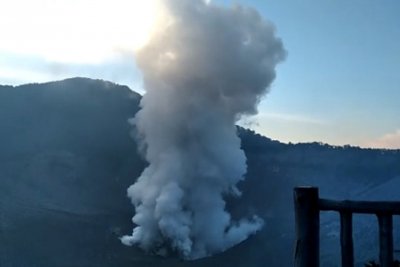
121,0,286,260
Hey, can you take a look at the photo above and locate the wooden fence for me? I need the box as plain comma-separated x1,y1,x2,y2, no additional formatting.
294,186,400,267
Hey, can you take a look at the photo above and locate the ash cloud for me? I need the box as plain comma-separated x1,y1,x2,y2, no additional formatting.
121,0,286,260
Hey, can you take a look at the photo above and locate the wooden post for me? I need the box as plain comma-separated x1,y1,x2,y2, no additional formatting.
340,211,354,267
294,187,320,267
378,214,393,267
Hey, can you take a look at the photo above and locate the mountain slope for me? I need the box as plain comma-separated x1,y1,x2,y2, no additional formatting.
1,78,400,267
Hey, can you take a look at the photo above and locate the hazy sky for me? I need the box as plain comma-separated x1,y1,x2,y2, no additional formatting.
1,0,399,148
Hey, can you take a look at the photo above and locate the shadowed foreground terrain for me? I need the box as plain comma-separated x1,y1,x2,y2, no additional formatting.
1,78,400,267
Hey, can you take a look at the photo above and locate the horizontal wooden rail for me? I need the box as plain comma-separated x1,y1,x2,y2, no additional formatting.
319,198,400,215
294,187,400,267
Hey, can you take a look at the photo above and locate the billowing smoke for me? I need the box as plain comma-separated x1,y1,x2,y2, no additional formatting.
121,0,285,260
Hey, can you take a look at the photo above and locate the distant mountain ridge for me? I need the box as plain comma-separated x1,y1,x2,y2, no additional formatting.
1,77,400,267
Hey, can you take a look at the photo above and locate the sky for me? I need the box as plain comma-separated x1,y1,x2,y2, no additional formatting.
0,0,399,149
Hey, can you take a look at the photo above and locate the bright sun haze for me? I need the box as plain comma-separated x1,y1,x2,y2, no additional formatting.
0,0,399,149
0,0,161,64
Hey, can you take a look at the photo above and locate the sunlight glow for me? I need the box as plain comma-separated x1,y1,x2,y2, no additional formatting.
0,0,163,64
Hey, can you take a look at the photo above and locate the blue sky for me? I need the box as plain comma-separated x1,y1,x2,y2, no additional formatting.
223,0,400,148
1,0,399,148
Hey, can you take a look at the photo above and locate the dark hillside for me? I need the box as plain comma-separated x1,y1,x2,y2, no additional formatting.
1,78,399,267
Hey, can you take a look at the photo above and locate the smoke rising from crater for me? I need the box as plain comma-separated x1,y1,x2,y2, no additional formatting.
121,0,285,259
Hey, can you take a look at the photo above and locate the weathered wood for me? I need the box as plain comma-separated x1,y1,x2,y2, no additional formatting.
340,211,354,267
294,187,319,267
294,187,400,267
378,214,393,267
319,199,400,215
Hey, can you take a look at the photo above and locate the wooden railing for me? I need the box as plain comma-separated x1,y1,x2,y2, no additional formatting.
294,186,400,267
